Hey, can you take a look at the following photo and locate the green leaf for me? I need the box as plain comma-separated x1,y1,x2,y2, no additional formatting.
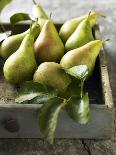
30,86,58,104
65,65,88,81
38,98,66,144
0,0,13,13
10,13,31,26
0,31,11,42
63,80,81,98
15,81,57,104
28,93,57,104
66,93,90,124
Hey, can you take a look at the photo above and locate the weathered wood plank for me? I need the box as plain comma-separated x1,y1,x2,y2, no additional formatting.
0,105,112,139
83,140,114,155
0,139,89,155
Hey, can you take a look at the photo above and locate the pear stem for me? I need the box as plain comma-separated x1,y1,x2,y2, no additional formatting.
29,23,33,35
32,0,37,5
100,14,106,18
80,80,84,98
104,39,110,42
0,22,6,32
49,12,52,19
0,14,6,32
102,39,110,44
87,11,91,20
88,11,91,16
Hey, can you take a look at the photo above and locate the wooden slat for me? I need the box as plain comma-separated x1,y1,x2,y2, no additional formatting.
0,104,112,139
94,25,114,108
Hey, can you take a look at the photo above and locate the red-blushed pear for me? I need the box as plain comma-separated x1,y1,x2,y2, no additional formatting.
3,34,37,84
60,40,104,77
33,62,71,92
34,20,64,63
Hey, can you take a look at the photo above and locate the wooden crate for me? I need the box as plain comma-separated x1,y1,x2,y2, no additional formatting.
0,23,114,138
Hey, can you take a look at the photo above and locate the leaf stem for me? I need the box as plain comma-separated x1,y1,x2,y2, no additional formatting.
57,96,65,101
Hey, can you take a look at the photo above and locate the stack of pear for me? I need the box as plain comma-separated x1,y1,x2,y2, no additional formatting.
59,12,102,43
0,23,40,60
65,14,94,51
33,62,71,92
34,20,64,63
61,40,103,77
3,34,37,84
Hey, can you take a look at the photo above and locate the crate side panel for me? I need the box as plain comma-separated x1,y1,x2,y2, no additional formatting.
0,105,112,138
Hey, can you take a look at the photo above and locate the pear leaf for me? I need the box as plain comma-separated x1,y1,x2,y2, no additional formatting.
65,65,88,81
0,0,12,13
63,80,81,98
38,98,66,144
10,13,31,26
15,81,57,104
0,31,11,42
28,93,57,104
66,93,90,124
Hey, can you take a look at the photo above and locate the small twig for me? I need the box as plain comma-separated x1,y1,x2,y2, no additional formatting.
32,0,37,5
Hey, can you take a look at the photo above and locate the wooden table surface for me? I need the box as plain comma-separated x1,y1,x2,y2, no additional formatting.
0,0,116,154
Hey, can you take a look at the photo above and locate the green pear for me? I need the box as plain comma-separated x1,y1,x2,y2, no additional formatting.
65,15,94,51
32,3,48,19
38,18,47,30
3,34,37,84
34,20,64,63
60,40,103,77
59,12,102,43
33,62,71,92
32,1,48,29
0,23,40,60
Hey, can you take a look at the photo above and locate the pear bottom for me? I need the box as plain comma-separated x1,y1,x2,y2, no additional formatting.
33,62,71,93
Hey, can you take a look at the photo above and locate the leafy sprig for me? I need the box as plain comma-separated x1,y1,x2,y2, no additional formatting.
16,65,90,143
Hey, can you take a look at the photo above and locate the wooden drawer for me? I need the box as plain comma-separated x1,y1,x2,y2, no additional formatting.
0,23,113,138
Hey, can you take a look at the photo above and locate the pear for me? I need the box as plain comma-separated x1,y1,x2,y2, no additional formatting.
34,20,64,63
32,1,48,29
0,23,40,60
59,12,102,43
3,34,37,84
38,18,47,30
32,2,48,19
33,62,71,92
65,15,94,51
60,40,103,77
